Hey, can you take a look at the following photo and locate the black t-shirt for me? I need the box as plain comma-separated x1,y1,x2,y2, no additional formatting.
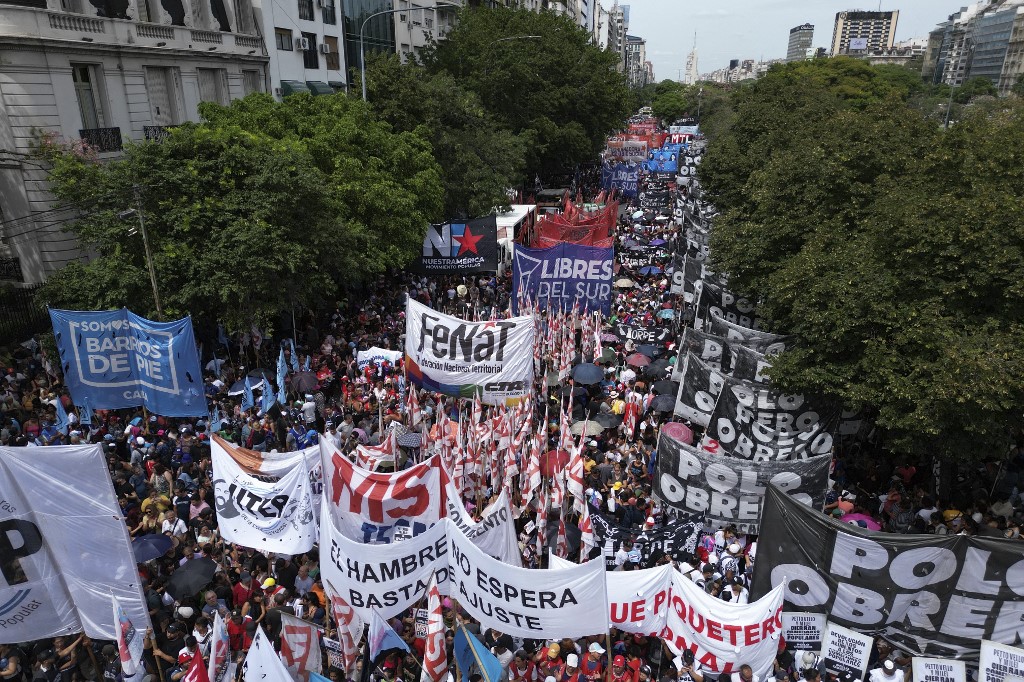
275,563,298,592
239,551,269,575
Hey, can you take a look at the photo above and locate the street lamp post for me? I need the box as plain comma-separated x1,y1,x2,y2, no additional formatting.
360,1,459,102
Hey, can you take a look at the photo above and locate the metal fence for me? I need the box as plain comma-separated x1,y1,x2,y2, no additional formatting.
0,284,49,342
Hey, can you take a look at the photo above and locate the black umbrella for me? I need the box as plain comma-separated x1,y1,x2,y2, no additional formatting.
650,394,676,413
291,371,318,394
166,557,217,600
652,380,679,396
132,534,174,563
227,369,272,396
398,432,423,448
571,363,604,385
645,358,671,376
596,412,623,429
637,344,661,358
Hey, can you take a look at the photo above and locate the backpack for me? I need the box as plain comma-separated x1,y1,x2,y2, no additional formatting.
891,507,915,534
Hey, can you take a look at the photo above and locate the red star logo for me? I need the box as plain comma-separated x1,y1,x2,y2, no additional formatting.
453,226,483,255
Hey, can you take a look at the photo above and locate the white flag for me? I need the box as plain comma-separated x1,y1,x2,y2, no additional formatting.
207,612,234,682
242,627,292,682
112,594,145,679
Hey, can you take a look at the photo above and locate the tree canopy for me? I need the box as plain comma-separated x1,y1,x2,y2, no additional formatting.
37,93,443,334
697,58,1024,460
424,6,633,178
365,53,525,219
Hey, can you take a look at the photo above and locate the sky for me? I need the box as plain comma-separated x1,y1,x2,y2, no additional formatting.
623,0,969,79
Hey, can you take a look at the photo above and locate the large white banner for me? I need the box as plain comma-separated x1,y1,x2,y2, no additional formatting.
980,640,1024,682
911,657,966,682
550,555,672,635
661,569,783,680
405,298,534,405
320,505,450,620
0,444,150,642
444,482,522,567
357,347,403,371
448,521,608,638
320,441,446,543
211,435,316,554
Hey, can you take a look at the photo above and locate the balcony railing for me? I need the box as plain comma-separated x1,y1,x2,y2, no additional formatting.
79,127,122,152
143,125,173,142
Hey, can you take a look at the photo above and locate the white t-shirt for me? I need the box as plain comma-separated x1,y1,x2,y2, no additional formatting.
301,400,317,424
163,517,187,536
868,669,904,682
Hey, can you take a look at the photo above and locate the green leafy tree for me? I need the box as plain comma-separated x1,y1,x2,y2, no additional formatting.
38,93,443,333
700,57,1024,460
425,6,632,178
366,54,526,218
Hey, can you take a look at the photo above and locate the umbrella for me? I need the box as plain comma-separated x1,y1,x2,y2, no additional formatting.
625,353,651,367
660,421,693,444
132,534,174,563
599,347,618,364
650,239,667,246
570,420,604,436
291,371,318,394
639,266,662,276
571,386,589,397
637,344,660,358
623,239,639,248
631,210,644,219
645,358,671,376
599,333,618,342
657,309,675,320
595,412,623,429
571,363,604,385
842,514,882,531
228,369,271,396
615,279,635,289
540,450,570,478
398,432,423,448
650,394,676,412
652,380,679,395
546,371,561,388
166,557,217,600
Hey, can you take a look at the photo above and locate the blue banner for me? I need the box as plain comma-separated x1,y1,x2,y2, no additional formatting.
49,308,207,416
512,243,613,315
601,161,640,198
645,145,680,173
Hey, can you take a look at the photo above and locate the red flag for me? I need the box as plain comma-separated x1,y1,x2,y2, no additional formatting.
182,648,210,682
419,572,448,682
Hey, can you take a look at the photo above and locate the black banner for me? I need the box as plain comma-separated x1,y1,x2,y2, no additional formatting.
708,313,796,355
655,434,830,535
672,352,725,426
694,281,760,331
591,510,703,570
639,190,670,212
730,345,772,383
702,376,839,461
677,328,729,373
415,216,498,273
614,323,672,344
750,485,1024,661
620,254,651,269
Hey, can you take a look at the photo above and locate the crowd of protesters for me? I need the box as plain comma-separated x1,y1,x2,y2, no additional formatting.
1,177,1021,682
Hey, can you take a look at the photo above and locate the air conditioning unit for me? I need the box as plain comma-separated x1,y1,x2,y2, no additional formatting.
274,87,282,96
399,12,406,20
318,43,331,54
295,37,310,50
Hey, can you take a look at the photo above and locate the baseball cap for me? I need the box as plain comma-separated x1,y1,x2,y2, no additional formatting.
547,644,560,658
645,516,655,527
262,578,276,589
589,642,605,654
566,654,579,667
728,543,741,554
802,652,816,667
613,656,625,667
882,661,895,672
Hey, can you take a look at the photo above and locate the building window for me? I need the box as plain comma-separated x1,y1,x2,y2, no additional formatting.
275,28,293,50
71,63,105,130
324,36,341,70
242,70,263,94
322,0,336,24
197,68,228,104
144,66,181,126
301,32,319,69
297,0,314,21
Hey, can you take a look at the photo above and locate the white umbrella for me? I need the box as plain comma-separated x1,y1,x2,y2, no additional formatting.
631,210,644,219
